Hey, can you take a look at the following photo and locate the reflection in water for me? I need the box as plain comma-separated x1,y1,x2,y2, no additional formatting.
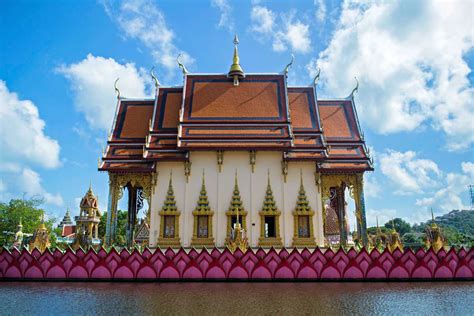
0,282,473,315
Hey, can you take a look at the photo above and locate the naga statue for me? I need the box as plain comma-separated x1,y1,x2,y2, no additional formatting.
386,220,403,253
425,210,446,252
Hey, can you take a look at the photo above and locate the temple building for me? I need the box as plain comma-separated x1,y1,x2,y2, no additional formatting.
99,36,373,249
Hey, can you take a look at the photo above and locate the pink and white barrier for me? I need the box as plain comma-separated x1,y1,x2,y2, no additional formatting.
0,247,472,280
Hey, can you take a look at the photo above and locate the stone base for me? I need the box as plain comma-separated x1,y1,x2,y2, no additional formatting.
191,237,215,248
258,237,283,248
292,237,316,247
157,237,181,248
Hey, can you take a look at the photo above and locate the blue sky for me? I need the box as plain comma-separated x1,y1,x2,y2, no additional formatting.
1,0,473,227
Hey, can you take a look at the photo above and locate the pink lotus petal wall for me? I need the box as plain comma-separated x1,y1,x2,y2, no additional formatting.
0,247,472,280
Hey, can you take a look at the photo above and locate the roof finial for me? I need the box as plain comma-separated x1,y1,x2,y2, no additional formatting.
114,78,120,99
313,68,321,87
376,216,379,228
150,66,160,88
177,54,188,75
228,34,245,86
89,180,92,192
300,169,303,187
348,76,359,99
431,208,435,223
283,54,294,77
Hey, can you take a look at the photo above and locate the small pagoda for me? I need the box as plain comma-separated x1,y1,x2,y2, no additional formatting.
73,184,101,249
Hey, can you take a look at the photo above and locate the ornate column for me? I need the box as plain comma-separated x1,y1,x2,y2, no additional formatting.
353,173,368,246
126,185,138,248
336,185,347,247
105,173,154,247
105,173,121,247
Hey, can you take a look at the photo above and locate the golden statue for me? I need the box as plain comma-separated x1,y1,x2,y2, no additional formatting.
374,217,386,252
29,213,50,252
386,219,403,253
425,209,446,252
225,171,249,252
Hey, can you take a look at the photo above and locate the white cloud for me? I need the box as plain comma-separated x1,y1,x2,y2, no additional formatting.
212,0,234,32
251,6,275,34
416,161,473,213
379,150,440,195
366,208,397,227
57,54,148,130
364,172,380,198
309,0,474,151
251,6,311,54
0,81,63,206
104,0,194,78
314,0,326,22
0,81,61,169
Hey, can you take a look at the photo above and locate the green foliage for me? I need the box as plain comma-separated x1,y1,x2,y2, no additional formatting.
367,226,390,235
402,232,424,244
0,198,56,246
384,218,411,236
98,210,128,246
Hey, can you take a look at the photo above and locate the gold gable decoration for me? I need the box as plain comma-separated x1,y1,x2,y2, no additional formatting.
259,171,282,247
157,172,181,248
191,171,215,247
292,170,316,247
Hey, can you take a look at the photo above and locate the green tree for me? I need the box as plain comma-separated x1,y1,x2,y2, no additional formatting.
384,218,412,236
97,210,128,246
0,198,56,246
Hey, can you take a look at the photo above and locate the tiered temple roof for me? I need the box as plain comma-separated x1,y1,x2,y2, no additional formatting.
99,39,373,174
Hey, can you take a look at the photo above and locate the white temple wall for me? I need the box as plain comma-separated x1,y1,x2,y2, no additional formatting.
149,151,324,248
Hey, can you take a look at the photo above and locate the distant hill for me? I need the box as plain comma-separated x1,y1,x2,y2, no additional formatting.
413,209,474,235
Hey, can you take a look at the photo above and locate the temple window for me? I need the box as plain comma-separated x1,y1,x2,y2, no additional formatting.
191,171,215,247
163,216,175,238
298,216,310,238
197,215,209,238
292,171,316,247
258,172,282,247
264,216,276,238
157,173,181,248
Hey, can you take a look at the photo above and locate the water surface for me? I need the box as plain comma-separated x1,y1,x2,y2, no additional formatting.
0,282,473,315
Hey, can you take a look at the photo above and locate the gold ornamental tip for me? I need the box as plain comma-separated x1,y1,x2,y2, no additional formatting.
228,34,245,86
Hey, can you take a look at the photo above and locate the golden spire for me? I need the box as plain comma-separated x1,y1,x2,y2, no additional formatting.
228,34,245,86
295,169,312,213
195,169,211,213
262,170,278,214
39,211,46,231
162,171,178,213
229,169,244,225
